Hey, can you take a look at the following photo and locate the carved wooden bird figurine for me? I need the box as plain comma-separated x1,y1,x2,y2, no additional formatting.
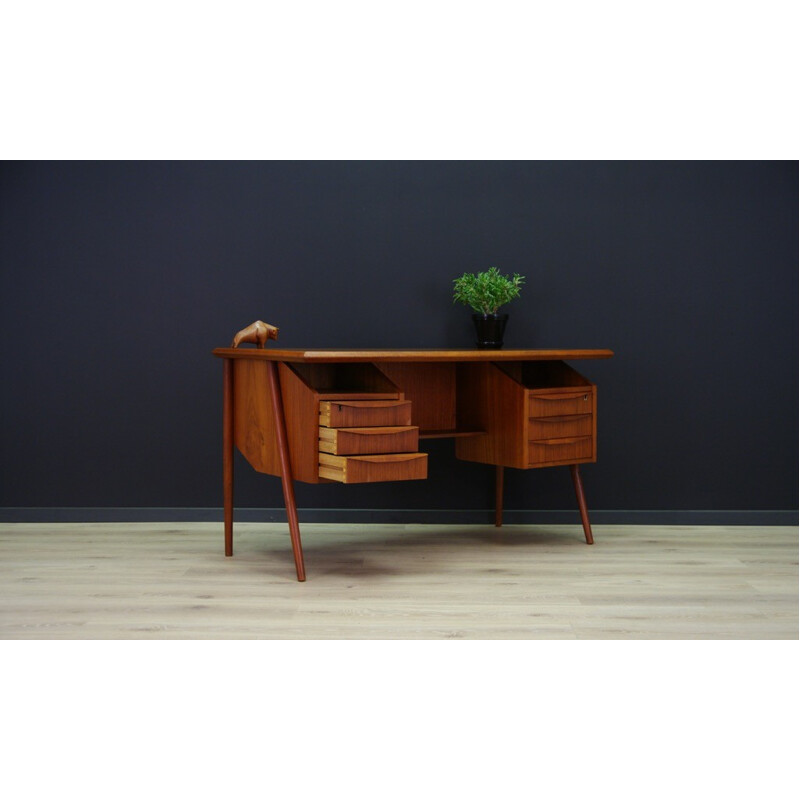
231,320,279,348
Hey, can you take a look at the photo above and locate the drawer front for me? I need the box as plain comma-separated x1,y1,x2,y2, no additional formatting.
529,436,593,465
529,390,592,418
318,425,419,455
528,413,592,440
319,400,412,428
319,452,428,483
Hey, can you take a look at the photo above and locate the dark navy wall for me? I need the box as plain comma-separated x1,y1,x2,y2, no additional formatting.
1,161,797,519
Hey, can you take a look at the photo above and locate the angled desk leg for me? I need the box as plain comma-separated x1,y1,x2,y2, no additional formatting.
223,358,234,556
266,360,307,582
495,466,504,527
569,464,594,545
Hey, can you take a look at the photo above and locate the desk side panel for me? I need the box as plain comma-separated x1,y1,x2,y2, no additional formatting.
455,363,527,468
280,363,325,483
232,360,323,482
233,359,281,477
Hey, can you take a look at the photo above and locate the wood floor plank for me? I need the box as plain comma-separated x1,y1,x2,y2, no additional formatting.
0,522,796,639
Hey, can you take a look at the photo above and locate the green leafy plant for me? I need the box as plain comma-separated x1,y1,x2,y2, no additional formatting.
452,267,525,315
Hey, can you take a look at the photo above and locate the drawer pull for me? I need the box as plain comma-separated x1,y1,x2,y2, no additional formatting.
535,393,589,401
529,413,591,423
319,452,428,483
534,436,590,445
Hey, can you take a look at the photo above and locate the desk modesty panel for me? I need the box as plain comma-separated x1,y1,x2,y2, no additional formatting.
212,346,614,581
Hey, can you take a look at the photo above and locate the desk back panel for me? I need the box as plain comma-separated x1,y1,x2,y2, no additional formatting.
374,363,457,433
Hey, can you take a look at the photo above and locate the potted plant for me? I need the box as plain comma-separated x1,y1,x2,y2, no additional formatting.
452,266,525,348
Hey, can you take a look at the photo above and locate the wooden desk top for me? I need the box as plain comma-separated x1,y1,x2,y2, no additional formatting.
212,348,614,363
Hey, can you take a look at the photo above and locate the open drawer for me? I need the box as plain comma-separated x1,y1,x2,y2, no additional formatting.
319,452,428,483
319,400,412,428
318,425,419,455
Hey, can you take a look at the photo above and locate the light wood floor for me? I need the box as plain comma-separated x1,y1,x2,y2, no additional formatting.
0,522,796,639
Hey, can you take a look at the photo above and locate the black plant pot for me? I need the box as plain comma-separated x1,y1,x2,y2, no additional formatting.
472,313,508,349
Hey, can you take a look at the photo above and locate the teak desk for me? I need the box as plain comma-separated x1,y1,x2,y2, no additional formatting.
212,347,614,581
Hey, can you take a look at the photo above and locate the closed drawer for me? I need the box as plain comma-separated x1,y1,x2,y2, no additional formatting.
319,425,419,455
528,413,592,440
319,400,412,428
529,436,593,465
529,390,592,417
319,452,428,483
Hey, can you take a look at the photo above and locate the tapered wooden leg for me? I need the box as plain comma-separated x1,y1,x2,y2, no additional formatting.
569,464,594,544
267,361,306,581
223,358,234,557
495,465,504,527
